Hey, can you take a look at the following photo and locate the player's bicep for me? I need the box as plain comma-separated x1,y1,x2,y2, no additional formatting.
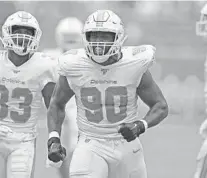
51,75,74,109
42,82,56,108
136,70,167,108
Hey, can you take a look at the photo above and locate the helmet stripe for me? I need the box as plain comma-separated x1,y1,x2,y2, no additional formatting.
95,11,110,22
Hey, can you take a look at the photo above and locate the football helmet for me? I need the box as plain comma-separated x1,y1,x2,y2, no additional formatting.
82,10,127,63
55,17,83,52
196,4,207,36
1,11,42,56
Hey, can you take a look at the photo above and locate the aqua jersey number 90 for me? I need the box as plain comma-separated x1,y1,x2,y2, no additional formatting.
81,86,128,123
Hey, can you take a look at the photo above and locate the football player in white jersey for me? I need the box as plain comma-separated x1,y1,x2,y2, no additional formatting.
0,11,57,178
47,10,168,178
195,3,207,178
47,17,83,178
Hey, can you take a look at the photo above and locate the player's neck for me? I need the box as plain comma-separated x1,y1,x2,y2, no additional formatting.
7,50,31,67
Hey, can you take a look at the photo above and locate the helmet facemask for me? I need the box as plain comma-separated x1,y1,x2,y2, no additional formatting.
2,25,40,56
83,30,126,63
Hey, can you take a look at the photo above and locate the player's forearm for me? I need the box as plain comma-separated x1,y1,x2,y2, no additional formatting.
47,102,65,135
142,101,168,128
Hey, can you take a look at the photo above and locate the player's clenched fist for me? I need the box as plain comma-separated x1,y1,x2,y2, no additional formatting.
118,120,148,142
47,137,66,162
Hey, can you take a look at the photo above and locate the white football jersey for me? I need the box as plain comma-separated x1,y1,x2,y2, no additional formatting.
58,45,155,139
0,51,57,135
43,48,62,59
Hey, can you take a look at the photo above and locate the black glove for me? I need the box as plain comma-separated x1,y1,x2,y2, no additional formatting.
47,137,66,163
118,120,146,142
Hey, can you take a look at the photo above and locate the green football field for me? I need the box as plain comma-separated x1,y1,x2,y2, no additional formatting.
34,118,202,178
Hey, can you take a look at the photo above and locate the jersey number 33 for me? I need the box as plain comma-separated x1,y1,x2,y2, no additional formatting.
0,84,33,123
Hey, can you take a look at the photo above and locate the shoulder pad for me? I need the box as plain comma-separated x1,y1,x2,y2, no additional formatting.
40,52,51,58
63,49,78,56
132,45,156,56
132,46,147,56
40,52,56,61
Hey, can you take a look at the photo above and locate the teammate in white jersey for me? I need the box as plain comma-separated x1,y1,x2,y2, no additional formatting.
0,11,57,178
47,10,168,178
195,3,207,178
46,17,83,178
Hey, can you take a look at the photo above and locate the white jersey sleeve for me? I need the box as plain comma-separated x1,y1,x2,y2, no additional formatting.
132,45,156,74
39,54,58,90
58,49,79,76
58,56,69,77
58,49,84,91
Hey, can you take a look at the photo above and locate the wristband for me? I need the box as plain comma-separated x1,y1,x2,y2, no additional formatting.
139,119,148,130
49,131,60,139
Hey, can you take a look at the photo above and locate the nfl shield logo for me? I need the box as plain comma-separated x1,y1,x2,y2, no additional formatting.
101,69,108,75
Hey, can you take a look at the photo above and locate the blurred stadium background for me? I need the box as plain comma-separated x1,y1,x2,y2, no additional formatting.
0,1,206,178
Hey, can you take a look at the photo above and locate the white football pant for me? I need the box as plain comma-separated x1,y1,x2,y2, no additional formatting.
70,134,147,178
0,127,36,178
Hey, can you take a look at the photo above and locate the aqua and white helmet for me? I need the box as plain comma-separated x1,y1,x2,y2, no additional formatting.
82,10,127,63
1,11,42,56
55,17,83,51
